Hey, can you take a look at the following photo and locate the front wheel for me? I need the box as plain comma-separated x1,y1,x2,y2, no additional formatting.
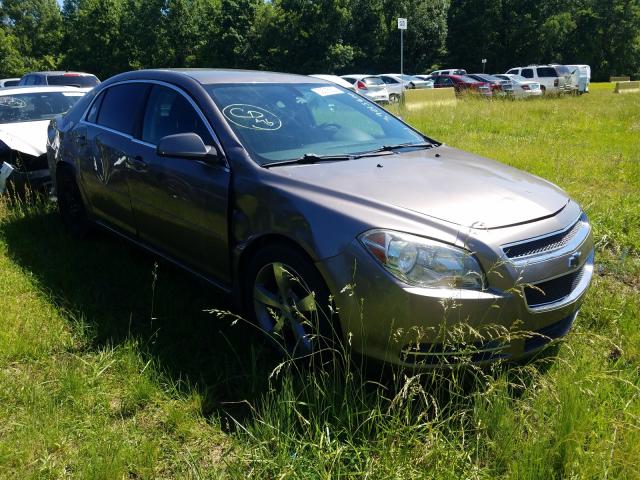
57,169,90,238
246,245,337,358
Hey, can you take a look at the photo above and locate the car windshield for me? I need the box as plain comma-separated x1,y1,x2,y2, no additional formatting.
0,91,85,124
47,74,100,88
205,83,426,165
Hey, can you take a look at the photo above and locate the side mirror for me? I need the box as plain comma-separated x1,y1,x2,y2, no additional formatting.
157,133,219,163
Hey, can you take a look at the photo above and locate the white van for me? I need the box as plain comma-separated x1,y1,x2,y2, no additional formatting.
565,65,591,94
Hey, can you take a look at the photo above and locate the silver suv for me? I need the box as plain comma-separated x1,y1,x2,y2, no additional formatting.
505,65,572,94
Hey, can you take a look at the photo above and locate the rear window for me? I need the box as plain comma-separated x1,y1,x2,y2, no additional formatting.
363,77,384,86
3,80,19,87
536,67,558,77
47,74,100,88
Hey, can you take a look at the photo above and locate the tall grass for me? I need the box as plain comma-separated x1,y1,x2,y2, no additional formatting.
0,85,638,478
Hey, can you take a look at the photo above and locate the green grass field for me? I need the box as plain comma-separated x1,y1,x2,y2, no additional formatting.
1,84,639,479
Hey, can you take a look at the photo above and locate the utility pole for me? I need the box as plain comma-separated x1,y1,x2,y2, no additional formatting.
398,18,407,106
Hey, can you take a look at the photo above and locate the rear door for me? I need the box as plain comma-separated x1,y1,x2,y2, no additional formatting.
78,82,150,235
127,83,231,281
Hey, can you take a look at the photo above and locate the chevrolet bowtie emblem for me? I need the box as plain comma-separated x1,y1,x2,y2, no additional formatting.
568,252,582,269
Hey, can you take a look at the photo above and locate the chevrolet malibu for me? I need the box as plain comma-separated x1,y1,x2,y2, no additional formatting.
48,69,594,366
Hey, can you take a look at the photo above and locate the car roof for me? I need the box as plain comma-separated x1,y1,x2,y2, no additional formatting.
0,85,87,95
157,68,316,84
340,74,377,80
22,71,97,76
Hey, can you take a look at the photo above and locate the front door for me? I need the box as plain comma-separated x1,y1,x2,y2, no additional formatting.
126,84,231,283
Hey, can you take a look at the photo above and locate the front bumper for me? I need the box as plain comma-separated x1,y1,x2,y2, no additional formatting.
317,207,594,368
0,162,52,196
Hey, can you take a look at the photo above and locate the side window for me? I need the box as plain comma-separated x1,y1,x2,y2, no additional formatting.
141,85,212,146
96,83,149,135
521,68,534,79
537,67,557,77
23,75,34,86
85,91,105,123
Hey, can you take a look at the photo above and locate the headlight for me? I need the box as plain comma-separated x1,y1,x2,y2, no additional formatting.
359,229,485,290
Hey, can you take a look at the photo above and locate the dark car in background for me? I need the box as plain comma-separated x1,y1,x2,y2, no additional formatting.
19,71,100,91
48,69,594,367
433,74,493,96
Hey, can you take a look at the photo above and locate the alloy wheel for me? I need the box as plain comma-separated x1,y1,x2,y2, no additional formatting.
253,261,318,354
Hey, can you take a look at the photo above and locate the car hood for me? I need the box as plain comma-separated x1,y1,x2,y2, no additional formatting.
0,120,49,157
275,145,569,229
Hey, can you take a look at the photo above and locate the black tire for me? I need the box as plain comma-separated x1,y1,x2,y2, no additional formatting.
57,169,90,238
245,244,338,358
389,93,400,103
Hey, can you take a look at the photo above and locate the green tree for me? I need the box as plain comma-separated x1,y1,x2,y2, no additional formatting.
61,0,125,79
0,28,25,77
0,0,63,72
254,0,354,73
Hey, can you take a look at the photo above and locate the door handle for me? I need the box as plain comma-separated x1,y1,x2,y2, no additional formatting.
128,155,148,171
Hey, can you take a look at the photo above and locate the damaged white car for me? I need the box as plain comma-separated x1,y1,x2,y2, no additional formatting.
0,86,85,196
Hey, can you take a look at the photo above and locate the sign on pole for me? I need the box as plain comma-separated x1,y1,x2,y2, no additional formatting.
398,18,407,106
482,58,487,73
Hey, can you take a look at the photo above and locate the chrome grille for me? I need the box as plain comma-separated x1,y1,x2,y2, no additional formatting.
503,215,585,259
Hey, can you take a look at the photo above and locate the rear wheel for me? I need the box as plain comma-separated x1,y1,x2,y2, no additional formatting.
246,245,337,358
57,169,90,238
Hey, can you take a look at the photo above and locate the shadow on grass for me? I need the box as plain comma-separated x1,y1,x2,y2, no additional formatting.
0,205,282,425
0,205,565,438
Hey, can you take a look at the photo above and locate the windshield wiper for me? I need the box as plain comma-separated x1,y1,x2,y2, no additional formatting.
363,142,435,155
262,153,355,168
262,146,414,168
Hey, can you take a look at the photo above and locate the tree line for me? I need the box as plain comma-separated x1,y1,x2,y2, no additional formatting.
1,0,639,82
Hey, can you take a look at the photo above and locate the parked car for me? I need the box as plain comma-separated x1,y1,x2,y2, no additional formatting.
0,78,20,88
432,74,492,96
380,74,433,90
49,69,594,367
340,75,389,103
565,65,591,94
18,71,100,92
467,74,507,96
493,74,543,98
504,65,571,94
309,74,355,92
429,69,467,76
0,86,86,196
